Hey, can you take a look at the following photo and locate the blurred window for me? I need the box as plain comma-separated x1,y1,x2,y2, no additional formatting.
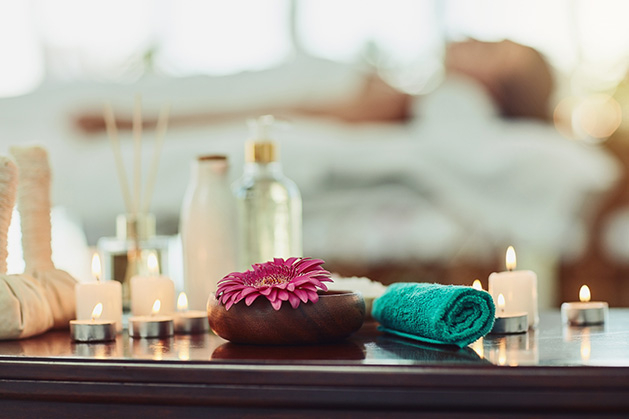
0,0,628,97
156,0,291,76
0,1,44,97
296,0,442,64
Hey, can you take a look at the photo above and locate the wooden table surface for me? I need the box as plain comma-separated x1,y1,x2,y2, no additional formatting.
0,310,628,418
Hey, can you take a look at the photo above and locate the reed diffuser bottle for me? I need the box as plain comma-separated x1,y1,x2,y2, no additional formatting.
97,99,171,311
232,115,302,269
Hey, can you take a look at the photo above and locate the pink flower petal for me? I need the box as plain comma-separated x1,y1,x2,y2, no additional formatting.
219,291,235,305
295,258,325,272
298,284,317,293
239,287,258,297
288,293,301,308
294,289,309,303
285,257,298,265
228,291,242,305
306,289,319,302
267,288,278,302
306,278,326,288
290,276,312,287
278,289,289,301
270,298,282,311
220,284,246,294
259,287,272,296
245,292,261,306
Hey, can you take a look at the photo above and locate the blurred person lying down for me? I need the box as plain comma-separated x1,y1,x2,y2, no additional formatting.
74,39,554,133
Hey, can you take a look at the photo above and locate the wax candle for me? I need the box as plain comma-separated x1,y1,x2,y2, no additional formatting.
129,299,174,338
70,303,116,342
561,285,608,326
174,292,209,334
75,253,123,331
130,252,175,316
489,294,528,335
488,246,538,328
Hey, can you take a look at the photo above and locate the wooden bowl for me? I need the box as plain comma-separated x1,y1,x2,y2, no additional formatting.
207,290,365,345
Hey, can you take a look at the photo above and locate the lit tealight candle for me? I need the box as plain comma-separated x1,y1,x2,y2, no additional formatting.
174,292,209,334
490,294,528,335
472,279,483,291
130,252,175,316
75,252,123,331
129,299,175,338
70,303,116,342
561,285,608,326
488,246,539,328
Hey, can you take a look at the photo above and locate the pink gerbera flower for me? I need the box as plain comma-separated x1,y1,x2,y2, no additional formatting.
216,257,333,311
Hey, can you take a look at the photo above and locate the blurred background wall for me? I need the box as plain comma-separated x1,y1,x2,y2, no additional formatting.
1,0,628,105
1,0,629,307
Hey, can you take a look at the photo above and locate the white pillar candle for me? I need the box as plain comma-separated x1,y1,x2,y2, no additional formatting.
75,253,123,331
488,246,539,328
130,253,175,316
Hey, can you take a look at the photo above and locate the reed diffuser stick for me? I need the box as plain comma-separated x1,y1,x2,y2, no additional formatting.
132,95,143,216
103,103,134,214
142,105,170,214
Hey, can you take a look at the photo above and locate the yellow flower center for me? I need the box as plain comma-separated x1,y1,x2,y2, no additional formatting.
259,274,289,286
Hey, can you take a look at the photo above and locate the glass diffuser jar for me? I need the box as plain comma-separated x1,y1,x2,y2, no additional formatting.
97,213,170,311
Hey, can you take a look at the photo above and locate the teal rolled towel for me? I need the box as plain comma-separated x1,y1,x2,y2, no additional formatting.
372,282,495,348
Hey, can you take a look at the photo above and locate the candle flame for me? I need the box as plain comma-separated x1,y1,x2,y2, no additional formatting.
152,299,161,315
580,336,591,361
498,339,507,366
91,303,103,321
472,279,483,291
178,340,191,361
147,252,160,275
91,252,102,281
153,349,163,361
579,285,591,303
177,292,188,312
497,294,505,313
505,246,516,271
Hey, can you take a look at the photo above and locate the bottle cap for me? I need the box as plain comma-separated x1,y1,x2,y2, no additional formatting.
245,115,278,163
116,213,156,240
197,154,229,174
198,154,227,162
245,141,276,163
